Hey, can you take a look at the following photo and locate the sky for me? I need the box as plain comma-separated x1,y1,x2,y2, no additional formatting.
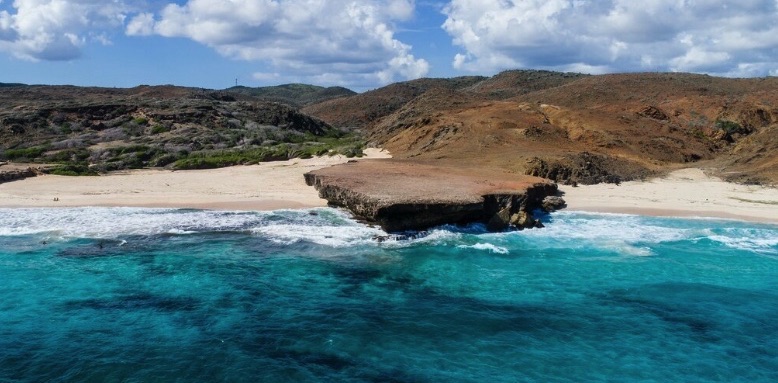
1,0,777,92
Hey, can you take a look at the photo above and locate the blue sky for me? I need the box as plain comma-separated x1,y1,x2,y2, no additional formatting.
1,1,777,91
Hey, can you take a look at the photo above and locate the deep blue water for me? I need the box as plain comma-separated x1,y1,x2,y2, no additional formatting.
1,207,777,382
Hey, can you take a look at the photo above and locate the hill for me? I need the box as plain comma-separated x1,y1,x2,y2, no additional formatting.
0,85,363,175
2,72,776,186
301,76,487,128
304,71,778,185
225,83,355,108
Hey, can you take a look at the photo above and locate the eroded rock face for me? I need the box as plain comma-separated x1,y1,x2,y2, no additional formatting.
542,196,567,212
638,105,670,121
524,152,650,185
0,166,43,184
305,159,562,232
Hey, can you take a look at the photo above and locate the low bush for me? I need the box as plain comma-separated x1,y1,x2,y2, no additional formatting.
44,148,91,163
2,146,48,161
714,119,745,135
47,164,98,176
172,146,290,170
150,125,169,135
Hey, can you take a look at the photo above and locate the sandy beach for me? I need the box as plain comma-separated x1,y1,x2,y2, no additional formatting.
0,149,391,211
560,168,778,224
2,156,777,224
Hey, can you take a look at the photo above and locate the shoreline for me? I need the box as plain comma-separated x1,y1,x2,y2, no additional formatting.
559,168,778,225
559,207,778,226
2,159,777,225
0,149,391,211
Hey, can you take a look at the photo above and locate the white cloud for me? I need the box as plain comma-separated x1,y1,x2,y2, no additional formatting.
442,0,778,77
127,0,429,87
0,0,130,60
125,11,153,36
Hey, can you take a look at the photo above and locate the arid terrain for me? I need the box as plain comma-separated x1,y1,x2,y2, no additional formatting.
2,72,777,229
0,83,361,175
2,70,777,188
305,71,778,185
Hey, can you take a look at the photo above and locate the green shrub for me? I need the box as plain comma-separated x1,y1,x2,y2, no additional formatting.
2,146,48,160
172,146,288,170
150,125,169,135
714,119,743,135
116,145,152,155
44,148,91,163
165,131,366,170
47,164,98,176
149,153,181,167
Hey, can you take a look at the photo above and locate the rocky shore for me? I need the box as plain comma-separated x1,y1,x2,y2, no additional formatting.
305,159,564,232
0,163,45,184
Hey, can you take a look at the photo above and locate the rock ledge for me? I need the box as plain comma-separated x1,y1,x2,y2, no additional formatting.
305,160,561,232
0,164,45,184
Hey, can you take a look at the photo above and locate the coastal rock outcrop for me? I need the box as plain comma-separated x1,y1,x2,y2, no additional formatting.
524,152,653,185
0,165,43,184
305,159,561,232
542,196,567,211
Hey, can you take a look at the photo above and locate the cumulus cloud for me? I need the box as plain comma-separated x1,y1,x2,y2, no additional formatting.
0,0,130,60
127,0,429,86
442,0,778,77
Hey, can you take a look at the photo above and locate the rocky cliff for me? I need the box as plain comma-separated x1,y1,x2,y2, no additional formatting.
305,159,561,232
0,164,45,184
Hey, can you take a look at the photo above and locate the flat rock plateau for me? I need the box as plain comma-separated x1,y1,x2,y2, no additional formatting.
305,159,560,232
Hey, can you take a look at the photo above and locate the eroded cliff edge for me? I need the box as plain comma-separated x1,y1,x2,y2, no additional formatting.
305,159,564,232
0,163,47,184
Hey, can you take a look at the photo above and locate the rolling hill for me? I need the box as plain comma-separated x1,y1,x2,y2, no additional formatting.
303,71,778,185
2,72,776,185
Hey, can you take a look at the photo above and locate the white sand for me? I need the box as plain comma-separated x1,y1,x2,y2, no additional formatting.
560,168,778,224
2,159,777,224
0,149,391,211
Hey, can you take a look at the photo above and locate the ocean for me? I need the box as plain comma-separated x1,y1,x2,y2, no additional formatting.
1,207,777,382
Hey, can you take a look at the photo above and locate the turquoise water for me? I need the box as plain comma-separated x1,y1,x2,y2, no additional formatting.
1,207,777,382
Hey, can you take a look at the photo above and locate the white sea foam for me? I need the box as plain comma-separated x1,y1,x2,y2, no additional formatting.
522,211,778,256
518,211,708,256
0,207,365,239
253,223,385,248
458,243,510,254
0,207,269,237
166,229,198,235
0,207,399,248
707,227,778,254
372,226,472,249
2,208,775,255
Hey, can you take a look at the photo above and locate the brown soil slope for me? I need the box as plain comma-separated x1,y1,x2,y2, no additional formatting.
301,76,486,128
306,71,778,185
